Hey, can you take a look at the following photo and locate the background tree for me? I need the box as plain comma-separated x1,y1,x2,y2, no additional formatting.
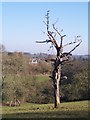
36,10,82,108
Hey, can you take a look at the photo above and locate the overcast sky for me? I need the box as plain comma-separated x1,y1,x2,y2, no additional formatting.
1,2,88,55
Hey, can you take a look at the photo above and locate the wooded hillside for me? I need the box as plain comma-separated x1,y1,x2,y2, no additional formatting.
2,51,89,104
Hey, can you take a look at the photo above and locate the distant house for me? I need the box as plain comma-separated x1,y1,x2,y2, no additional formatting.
31,59,38,64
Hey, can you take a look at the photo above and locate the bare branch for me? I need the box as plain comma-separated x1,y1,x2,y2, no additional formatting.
68,40,82,54
48,45,53,51
60,52,72,58
46,10,50,31
47,31,59,49
53,18,59,26
52,24,62,37
43,21,47,26
52,24,66,48
41,30,46,34
63,39,81,48
60,35,66,48
61,29,63,32
49,74,67,80
44,11,59,50
45,58,55,62
36,39,51,43
61,76,67,80
59,52,73,64
54,32,57,37
76,35,81,38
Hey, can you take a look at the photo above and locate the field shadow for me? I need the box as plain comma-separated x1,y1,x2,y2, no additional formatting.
2,110,89,120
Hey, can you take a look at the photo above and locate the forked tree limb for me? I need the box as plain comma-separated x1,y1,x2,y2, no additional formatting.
36,10,82,61
47,31,59,49
44,11,59,50
52,24,66,48
52,24,62,37
60,40,82,64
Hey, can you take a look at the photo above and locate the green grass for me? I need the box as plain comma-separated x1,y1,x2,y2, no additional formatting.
30,75,50,81
5,74,50,83
1,100,89,119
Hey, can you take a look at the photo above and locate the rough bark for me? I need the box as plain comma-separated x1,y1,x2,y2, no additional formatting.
52,63,61,108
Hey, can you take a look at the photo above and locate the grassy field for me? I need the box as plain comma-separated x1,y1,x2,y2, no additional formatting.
30,74,50,81
1,100,89,119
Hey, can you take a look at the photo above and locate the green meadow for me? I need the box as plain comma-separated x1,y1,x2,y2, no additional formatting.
2,100,89,119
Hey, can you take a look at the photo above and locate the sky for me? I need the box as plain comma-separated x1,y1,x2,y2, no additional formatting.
1,2,88,55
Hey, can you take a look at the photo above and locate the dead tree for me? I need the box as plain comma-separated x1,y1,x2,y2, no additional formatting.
36,10,82,108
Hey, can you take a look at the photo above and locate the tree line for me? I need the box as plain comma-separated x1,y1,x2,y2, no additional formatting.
2,51,89,104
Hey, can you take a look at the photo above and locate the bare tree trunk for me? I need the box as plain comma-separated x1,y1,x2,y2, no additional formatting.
53,61,61,108
36,10,82,108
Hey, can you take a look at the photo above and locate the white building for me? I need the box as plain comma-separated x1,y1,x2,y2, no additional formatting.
31,59,38,64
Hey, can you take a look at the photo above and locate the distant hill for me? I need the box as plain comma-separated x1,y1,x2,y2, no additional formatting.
7,52,89,60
